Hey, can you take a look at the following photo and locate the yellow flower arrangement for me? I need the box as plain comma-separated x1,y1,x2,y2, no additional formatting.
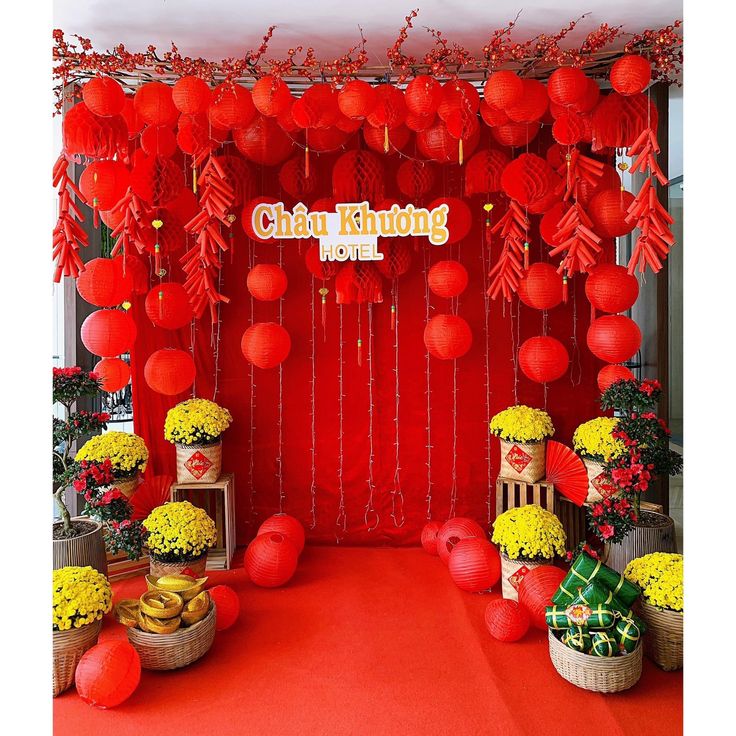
572,417,625,461
144,501,217,562
489,405,555,443
75,431,149,477
164,398,233,446
624,553,683,612
53,566,112,631
491,504,567,561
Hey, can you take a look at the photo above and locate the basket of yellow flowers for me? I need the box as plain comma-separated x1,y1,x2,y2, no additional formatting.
75,431,149,498
572,417,625,503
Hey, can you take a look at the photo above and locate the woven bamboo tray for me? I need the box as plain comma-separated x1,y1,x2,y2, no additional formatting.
52,619,102,697
127,602,216,670
149,552,208,578
548,629,642,692
639,600,683,671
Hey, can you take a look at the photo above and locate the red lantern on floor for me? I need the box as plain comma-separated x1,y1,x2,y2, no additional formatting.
597,364,635,393
484,71,523,109
506,79,548,123
518,565,567,629
245,532,299,587
278,156,318,199
208,83,256,130
79,160,129,213
427,197,472,244
241,322,291,369
424,315,473,360
338,79,377,119
93,357,130,393
172,76,211,115
484,599,530,642
437,517,485,564
258,514,305,555
587,315,641,363
491,120,541,148
449,538,502,593
140,125,178,158
610,55,651,96
405,75,443,116
517,263,563,310
464,149,510,195
76,257,132,307
209,585,240,631
62,102,128,159
134,81,178,126
396,159,436,199
547,67,588,106
589,189,636,239
421,521,443,555
242,196,279,243
82,76,126,117
144,283,194,329
81,309,137,357
585,264,639,314
428,260,468,298
247,264,288,301
252,75,293,117
519,336,569,383
75,641,141,708
144,349,196,395
332,150,385,203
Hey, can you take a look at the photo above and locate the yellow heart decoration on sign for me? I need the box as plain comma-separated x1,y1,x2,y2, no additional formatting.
483,203,494,212
152,219,164,229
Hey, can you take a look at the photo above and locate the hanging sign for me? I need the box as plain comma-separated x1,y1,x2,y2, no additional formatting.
251,201,449,261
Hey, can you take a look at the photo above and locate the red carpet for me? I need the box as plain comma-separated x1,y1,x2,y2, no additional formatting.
54,548,682,735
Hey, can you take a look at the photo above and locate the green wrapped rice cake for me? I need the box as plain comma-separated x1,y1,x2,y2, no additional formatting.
562,626,592,653
545,603,614,630
613,618,641,654
552,552,641,607
590,631,616,657
574,581,647,633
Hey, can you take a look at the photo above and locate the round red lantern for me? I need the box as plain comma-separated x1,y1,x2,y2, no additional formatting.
376,239,412,279
491,120,541,148
209,585,240,631
140,125,178,158
242,196,279,243
252,75,293,117
172,76,211,115
506,79,548,123
278,155,317,199
115,254,149,294
574,77,601,113
144,349,196,395
405,75,443,116
81,309,137,357
121,97,145,138
588,189,636,238
335,262,383,304
518,564,567,629
436,517,485,565
247,264,288,301
517,263,563,310
82,76,126,117
464,149,510,195
484,599,530,642
338,79,377,119
448,537,502,593
305,244,338,280
257,513,305,555
484,71,523,109
424,315,473,360
405,110,436,132
207,83,256,130
232,113,294,165
245,532,299,587
366,84,407,130
479,100,509,128
79,160,129,212
77,257,132,307
500,153,555,207
597,364,635,393
539,202,569,246
610,55,651,96
427,197,472,244
396,159,436,199
421,521,443,555
437,80,480,120
307,126,350,152
62,102,128,159
332,150,385,204
587,315,641,363
93,357,130,393
547,67,588,106
75,640,141,708
176,113,224,156
416,119,457,163
577,163,621,207
297,84,340,129
428,260,468,298
134,81,178,127
144,283,193,329
518,336,569,383
241,322,291,369
585,264,639,314
363,122,411,155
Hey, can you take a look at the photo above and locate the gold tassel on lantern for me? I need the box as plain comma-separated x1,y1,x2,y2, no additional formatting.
384,124,390,154
458,138,464,166
319,287,328,341
192,164,198,194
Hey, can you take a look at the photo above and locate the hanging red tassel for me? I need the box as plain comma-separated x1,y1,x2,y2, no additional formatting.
391,303,397,331
154,243,161,276
357,337,363,367
523,241,530,270
305,129,311,178
562,274,569,304
319,286,328,340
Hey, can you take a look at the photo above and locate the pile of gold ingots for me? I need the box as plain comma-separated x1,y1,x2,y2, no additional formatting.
115,574,211,634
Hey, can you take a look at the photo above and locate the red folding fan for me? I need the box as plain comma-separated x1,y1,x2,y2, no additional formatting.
545,441,588,506
130,474,174,520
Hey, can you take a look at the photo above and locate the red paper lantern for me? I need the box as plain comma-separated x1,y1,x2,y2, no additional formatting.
518,336,569,383
335,262,383,304
421,520,443,555
79,160,129,212
338,79,377,119
576,163,621,207
597,364,635,393
396,159,436,199
81,309,137,357
585,264,640,314
479,100,510,127
500,153,555,206
252,75,293,117
332,150,385,204
75,641,141,708
587,315,641,363
547,67,588,106
76,258,132,307
140,125,178,158
207,83,256,130
278,156,317,199
241,322,291,369
518,565,567,629
82,76,126,117
336,113,363,133
427,260,468,298
305,244,338,280
296,84,340,129
234,114,295,165
405,75,443,116
405,110,436,132
589,189,636,238
527,187,563,215
484,599,530,642
363,122,411,155
437,80,480,121
209,585,240,631
366,84,407,130
376,239,412,279
506,79,548,123
121,97,145,138
307,126,350,152
242,196,279,243
257,513,305,555
144,349,196,395
172,76,211,115
427,197,472,244
116,254,149,294
144,282,193,329
129,155,183,207
247,264,288,301
464,149,510,195
448,537,502,593
416,119,457,162
245,532,299,587
484,71,523,109
491,121,540,148
573,78,601,113
539,202,570,246
62,102,128,159
610,55,651,96
592,92,658,150
424,315,473,360
134,81,178,127
517,263,563,310
93,357,131,393
176,113,228,156
436,517,485,565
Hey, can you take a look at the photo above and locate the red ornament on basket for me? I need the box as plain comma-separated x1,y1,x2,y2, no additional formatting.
587,315,641,363
252,75,293,117
517,263,563,310
144,348,196,395
597,364,635,393
588,189,636,238
332,150,385,203
245,532,299,587
338,79,377,119
242,196,279,243
484,71,523,109
518,336,569,383
81,309,137,357
436,517,485,565
405,75,443,116
208,83,256,130
75,641,141,709
247,264,288,301
424,315,473,360
518,565,567,629
172,76,211,115
82,76,126,117
241,322,291,369
585,264,639,314
209,585,240,631
610,55,651,96
233,115,294,166
547,67,588,106
427,197,472,244
134,81,178,127
144,282,194,329
448,538,502,593
257,514,305,556
484,599,530,642
93,357,130,393
427,260,468,298
421,521,443,555
76,257,132,307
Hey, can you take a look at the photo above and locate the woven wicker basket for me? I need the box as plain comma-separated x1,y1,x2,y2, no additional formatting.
548,629,642,692
499,440,545,483
582,458,618,503
500,554,550,601
604,511,677,573
53,517,108,576
127,602,216,670
52,619,102,697
639,600,683,671
149,552,208,578
175,441,222,484
103,475,140,499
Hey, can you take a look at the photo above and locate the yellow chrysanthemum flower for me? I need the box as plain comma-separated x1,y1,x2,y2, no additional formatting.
75,431,149,476
491,504,566,561
144,501,217,561
164,399,233,445
53,566,112,631
489,405,555,443
624,553,683,612
572,417,625,462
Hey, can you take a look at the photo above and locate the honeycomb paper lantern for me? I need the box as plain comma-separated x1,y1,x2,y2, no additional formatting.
252,75,293,117
464,149,510,195
75,641,141,708
79,160,130,212
332,150,385,203
208,83,256,130
305,244,338,280
448,538,502,593
518,565,567,629
610,55,651,96
241,322,291,369
484,71,523,109
209,585,240,631
144,283,194,329
428,260,468,298
396,159,436,199
427,197,472,244
437,517,485,565
405,75,443,116
338,79,378,119
129,155,184,207
144,349,196,395
484,598,530,642
424,315,473,360
585,264,639,314
62,102,128,159
597,364,635,393
257,514,305,555
500,153,554,207
366,84,407,130
335,262,383,304
376,239,412,279
421,521,443,555
519,336,569,383
587,315,641,363
247,264,288,301
242,196,279,243
82,77,126,117
278,156,317,199
517,263,563,310
140,125,178,158
547,67,588,106
245,532,299,587
172,76,211,115
134,81,178,127
93,357,131,393
552,111,586,145
81,309,137,357
76,257,132,307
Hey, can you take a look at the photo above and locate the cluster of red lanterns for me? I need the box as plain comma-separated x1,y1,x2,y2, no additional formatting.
245,513,305,587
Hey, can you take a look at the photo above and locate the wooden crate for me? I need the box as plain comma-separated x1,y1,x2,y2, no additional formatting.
107,551,149,581
171,473,236,571
495,477,555,519
556,497,588,551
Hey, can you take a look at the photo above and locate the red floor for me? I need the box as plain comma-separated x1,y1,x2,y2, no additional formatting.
54,547,682,736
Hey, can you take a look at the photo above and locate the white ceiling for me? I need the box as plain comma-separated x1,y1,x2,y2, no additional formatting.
54,0,682,61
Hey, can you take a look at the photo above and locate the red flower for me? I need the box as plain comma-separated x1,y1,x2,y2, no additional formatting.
598,524,615,540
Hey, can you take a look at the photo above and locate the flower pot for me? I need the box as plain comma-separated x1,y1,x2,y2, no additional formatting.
175,441,222,484
52,619,102,697
149,551,208,578
637,600,683,671
500,554,550,601
499,440,545,483
604,511,677,573
106,474,141,499
582,458,618,503
53,517,108,576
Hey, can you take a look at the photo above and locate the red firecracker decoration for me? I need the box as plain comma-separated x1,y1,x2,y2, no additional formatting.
144,348,196,395
335,262,384,304
423,315,473,360
427,197,472,244
233,115,294,166
484,599,530,642
252,75,293,117
487,200,529,301
518,565,567,629
245,532,299,587
625,177,675,275
134,81,178,127
76,257,132,307
82,76,126,117
62,102,128,159
547,67,588,106
448,537,502,593
241,322,291,369
247,264,288,301
172,76,211,115
208,83,256,130
81,309,137,357
209,585,240,630
597,364,635,393
93,358,131,393
332,150,385,203
519,336,569,383
257,514,305,556
436,517,485,565
585,264,639,314
627,127,668,185
464,149,510,195
517,263,563,310
53,155,89,280
405,75,443,116
587,315,641,363
610,55,651,96
591,92,658,150
74,641,141,709
144,282,194,329
589,189,636,238
396,159,436,199
427,260,468,298
338,79,377,119
421,520,443,555
554,148,606,203
484,71,523,109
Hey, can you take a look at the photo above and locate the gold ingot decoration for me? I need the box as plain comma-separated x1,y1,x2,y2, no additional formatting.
146,574,208,601
181,591,211,626
139,590,184,619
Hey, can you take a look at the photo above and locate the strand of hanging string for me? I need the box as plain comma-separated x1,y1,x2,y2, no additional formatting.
423,242,433,520
248,236,257,525
481,210,493,527
276,238,285,513
391,279,405,528
335,305,346,541
364,303,379,531
309,272,317,529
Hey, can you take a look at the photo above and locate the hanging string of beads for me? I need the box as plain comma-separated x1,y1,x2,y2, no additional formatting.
364,304,379,532
309,269,318,530
391,280,405,528
423,243,434,520
335,305,347,541
276,237,285,513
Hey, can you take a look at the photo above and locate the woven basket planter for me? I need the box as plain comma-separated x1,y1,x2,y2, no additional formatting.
127,603,216,670
582,458,618,503
638,600,683,671
604,511,677,573
500,554,550,601
53,517,108,576
176,441,222,484
104,474,140,499
548,629,642,692
499,440,545,483
52,619,102,697
149,551,208,578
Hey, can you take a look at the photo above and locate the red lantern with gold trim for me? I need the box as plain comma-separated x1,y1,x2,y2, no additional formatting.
144,348,196,395
79,160,129,214
519,336,569,383
278,156,318,199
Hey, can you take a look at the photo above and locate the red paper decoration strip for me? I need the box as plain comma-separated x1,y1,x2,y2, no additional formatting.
627,127,668,185
52,155,89,281
108,188,154,259
625,177,675,275
487,200,529,301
